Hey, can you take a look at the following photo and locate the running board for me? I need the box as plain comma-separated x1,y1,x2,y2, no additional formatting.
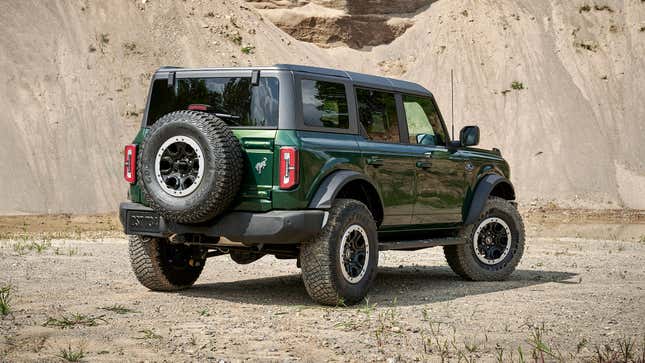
379,237,465,251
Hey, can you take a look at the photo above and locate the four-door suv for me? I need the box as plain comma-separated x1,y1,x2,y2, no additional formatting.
120,64,524,305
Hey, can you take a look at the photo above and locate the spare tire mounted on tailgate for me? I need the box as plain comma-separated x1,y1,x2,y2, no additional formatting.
138,110,243,223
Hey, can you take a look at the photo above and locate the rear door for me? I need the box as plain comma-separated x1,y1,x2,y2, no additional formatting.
402,94,466,225
354,88,416,226
145,70,282,211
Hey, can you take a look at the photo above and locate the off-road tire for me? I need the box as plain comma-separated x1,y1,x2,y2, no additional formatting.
444,197,525,281
299,199,379,306
128,235,205,291
138,110,243,224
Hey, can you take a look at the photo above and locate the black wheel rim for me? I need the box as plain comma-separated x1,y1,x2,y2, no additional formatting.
340,224,369,283
473,217,512,265
155,136,204,197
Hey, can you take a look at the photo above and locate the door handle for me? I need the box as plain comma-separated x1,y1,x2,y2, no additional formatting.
416,151,433,169
366,157,384,167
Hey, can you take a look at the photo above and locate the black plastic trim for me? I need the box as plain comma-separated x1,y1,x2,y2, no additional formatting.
307,170,383,210
463,174,515,225
119,202,326,244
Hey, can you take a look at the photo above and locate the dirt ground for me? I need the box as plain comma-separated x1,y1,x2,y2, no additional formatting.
1,211,644,362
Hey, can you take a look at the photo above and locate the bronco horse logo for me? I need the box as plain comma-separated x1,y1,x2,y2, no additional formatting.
255,157,268,175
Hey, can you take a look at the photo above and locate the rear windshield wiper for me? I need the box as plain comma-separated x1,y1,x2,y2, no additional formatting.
214,113,241,126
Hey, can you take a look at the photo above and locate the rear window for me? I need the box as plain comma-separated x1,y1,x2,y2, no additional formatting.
301,79,349,129
146,77,279,127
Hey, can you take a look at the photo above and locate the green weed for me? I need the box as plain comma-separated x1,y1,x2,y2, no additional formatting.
511,81,525,90
100,304,137,314
0,285,12,316
44,313,106,329
241,45,255,54
135,329,162,340
57,343,85,362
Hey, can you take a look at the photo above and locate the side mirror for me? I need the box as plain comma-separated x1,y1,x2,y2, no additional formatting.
459,126,480,147
416,133,437,145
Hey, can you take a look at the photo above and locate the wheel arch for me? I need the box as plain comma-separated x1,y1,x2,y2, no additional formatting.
308,170,384,226
464,174,516,225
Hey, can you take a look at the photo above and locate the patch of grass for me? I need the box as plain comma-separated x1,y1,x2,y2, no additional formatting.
511,81,525,90
594,5,614,12
595,335,645,363
13,241,28,255
0,285,12,316
100,304,137,314
31,238,51,253
358,298,378,318
230,34,243,45
123,42,136,52
197,308,210,317
241,45,255,54
44,313,106,329
575,40,599,52
135,329,162,340
57,343,85,362
526,323,563,361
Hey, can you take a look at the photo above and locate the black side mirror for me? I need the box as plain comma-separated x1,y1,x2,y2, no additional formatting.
460,126,480,147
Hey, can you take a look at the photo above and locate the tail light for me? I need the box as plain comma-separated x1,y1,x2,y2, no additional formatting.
279,147,299,189
124,144,137,183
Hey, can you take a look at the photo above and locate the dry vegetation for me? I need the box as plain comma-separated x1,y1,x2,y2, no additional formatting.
0,211,643,361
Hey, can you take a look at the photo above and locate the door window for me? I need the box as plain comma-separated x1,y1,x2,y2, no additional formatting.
356,88,400,143
403,95,447,146
301,79,349,129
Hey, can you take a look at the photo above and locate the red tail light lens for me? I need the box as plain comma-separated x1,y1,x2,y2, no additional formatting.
124,144,137,183
279,147,299,189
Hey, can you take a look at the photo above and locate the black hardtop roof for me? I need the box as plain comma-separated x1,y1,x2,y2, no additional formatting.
157,64,432,96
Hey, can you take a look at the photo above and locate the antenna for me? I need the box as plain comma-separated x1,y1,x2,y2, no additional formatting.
450,69,455,140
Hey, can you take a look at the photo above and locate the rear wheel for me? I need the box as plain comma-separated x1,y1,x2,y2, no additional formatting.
299,199,379,306
129,235,206,291
444,197,525,281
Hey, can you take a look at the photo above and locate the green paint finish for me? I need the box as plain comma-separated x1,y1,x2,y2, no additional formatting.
272,130,364,210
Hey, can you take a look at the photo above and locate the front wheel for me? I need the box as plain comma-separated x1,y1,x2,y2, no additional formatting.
444,197,525,281
299,199,379,306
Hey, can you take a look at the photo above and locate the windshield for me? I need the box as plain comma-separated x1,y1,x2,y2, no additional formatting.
146,76,279,127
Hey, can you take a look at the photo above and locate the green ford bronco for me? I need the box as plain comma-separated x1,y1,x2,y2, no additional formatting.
120,64,524,305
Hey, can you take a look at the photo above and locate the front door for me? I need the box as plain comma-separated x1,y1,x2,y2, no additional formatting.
402,95,466,225
355,88,416,226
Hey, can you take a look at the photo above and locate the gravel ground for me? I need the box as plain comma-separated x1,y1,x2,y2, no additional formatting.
1,231,644,362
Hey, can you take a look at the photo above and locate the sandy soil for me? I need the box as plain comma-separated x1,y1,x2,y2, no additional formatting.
1,216,644,362
1,0,644,215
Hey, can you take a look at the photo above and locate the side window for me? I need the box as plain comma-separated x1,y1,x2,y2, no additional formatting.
301,79,349,129
403,95,447,146
356,88,400,143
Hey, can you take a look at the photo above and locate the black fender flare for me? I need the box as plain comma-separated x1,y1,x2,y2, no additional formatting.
308,170,383,210
464,174,516,225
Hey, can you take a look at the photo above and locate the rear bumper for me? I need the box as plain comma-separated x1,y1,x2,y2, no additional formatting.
119,202,326,244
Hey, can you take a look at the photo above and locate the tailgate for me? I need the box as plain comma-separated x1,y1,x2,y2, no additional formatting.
233,129,276,211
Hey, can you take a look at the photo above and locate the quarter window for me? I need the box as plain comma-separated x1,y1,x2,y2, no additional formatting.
301,79,349,129
403,95,447,146
356,88,400,143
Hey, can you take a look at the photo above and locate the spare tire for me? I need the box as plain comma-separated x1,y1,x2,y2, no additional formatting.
137,110,243,223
